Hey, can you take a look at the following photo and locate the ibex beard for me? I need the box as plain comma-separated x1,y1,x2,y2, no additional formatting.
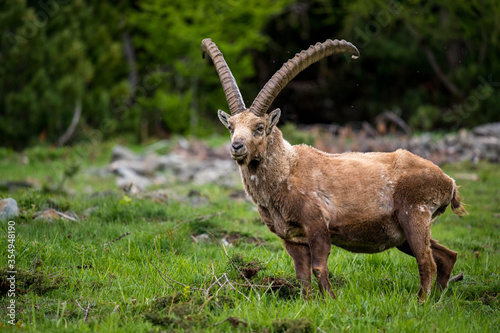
202,38,467,301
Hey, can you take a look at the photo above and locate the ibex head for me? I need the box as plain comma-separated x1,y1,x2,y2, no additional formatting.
202,38,359,165
217,107,281,165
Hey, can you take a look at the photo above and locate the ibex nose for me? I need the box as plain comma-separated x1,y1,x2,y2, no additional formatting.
231,139,244,152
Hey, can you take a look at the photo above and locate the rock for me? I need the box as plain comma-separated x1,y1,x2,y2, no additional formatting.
192,159,239,187
107,139,242,190
454,173,479,181
137,190,170,203
109,154,161,176
33,209,78,222
83,206,99,217
111,145,137,162
0,198,19,221
191,233,210,243
473,122,500,137
185,189,209,206
115,167,151,191
85,167,113,178
157,153,189,171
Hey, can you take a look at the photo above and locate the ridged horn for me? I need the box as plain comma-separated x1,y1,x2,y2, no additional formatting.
249,39,359,117
201,38,246,115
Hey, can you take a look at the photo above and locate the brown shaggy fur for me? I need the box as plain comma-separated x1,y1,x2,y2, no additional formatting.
218,110,467,300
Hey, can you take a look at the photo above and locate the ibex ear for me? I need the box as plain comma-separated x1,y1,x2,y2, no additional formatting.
218,110,231,129
267,108,281,134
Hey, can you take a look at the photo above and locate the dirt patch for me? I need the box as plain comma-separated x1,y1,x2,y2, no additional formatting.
222,232,266,247
144,294,207,330
329,273,347,288
215,316,249,328
259,275,301,300
461,287,499,306
143,293,236,330
0,267,63,296
227,253,266,279
272,318,315,333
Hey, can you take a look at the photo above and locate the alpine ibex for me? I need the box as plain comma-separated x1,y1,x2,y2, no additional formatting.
201,38,467,300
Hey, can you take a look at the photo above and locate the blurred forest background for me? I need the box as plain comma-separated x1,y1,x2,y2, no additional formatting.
1,0,499,149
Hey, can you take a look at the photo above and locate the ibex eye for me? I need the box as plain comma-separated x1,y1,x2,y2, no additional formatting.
254,125,265,136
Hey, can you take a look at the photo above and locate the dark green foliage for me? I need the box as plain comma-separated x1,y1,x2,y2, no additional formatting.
259,0,500,129
0,1,129,148
340,0,500,129
130,0,292,138
1,0,499,146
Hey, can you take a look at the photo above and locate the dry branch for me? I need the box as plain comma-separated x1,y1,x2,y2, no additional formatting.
29,242,46,272
405,23,461,97
449,272,464,283
75,300,90,322
104,232,131,246
150,239,203,291
147,238,262,302
208,232,261,302
56,210,78,222
57,99,82,147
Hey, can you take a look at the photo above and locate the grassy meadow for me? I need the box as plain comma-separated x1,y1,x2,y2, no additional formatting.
0,140,499,332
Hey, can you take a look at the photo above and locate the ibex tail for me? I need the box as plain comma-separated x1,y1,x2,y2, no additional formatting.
451,185,468,216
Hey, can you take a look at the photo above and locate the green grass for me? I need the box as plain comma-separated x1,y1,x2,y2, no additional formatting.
0,143,499,332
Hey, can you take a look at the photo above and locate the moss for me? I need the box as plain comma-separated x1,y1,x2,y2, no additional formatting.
272,318,315,333
259,275,301,300
144,294,209,330
227,253,266,280
0,267,63,296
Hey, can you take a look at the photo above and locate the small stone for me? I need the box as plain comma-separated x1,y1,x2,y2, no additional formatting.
115,167,151,191
83,206,99,217
454,173,479,181
32,209,78,222
33,209,61,221
0,198,19,221
111,145,137,162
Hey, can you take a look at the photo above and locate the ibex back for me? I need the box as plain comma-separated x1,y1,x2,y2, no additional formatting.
201,38,467,300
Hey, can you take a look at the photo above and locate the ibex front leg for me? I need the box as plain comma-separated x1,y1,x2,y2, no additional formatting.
284,241,312,298
307,229,335,299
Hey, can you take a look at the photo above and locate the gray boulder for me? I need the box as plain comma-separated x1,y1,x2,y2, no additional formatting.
0,198,19,221
473,122,500,137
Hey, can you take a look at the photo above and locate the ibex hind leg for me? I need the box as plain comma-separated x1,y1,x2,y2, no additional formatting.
430,239,457,290
397,208,436,301
397,239,457,292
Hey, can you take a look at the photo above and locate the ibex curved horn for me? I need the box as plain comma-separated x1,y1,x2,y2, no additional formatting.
201,38,246,115
249,39,359,117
